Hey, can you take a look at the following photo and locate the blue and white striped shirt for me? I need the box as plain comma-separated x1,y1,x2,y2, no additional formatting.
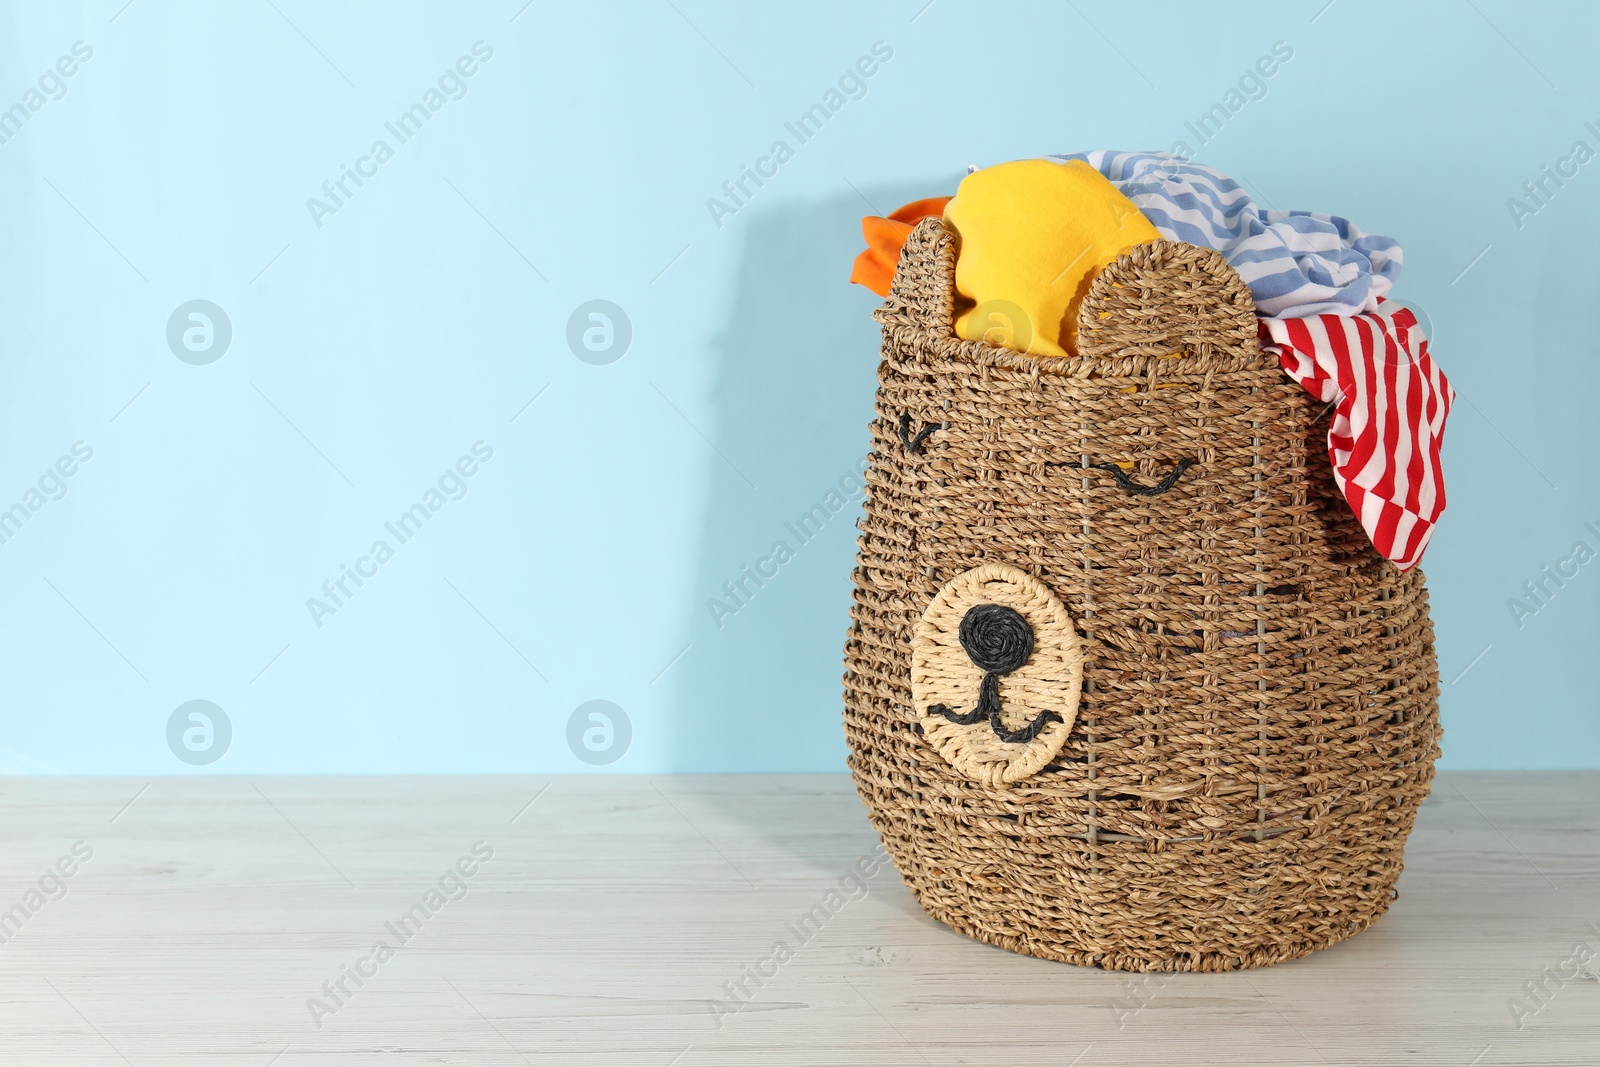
1049,150,1403,320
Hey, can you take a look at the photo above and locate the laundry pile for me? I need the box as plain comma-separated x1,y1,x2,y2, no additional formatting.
850,151,1454,571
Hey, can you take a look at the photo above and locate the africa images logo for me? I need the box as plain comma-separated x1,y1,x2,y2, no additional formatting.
305,42,494,229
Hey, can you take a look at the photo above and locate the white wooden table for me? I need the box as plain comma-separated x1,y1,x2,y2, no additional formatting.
1,772,1595,1066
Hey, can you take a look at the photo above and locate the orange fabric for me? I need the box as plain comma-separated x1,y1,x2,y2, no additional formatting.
850,196,952,296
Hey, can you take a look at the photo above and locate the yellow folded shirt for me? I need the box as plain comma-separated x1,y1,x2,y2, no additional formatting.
944,158,1160,358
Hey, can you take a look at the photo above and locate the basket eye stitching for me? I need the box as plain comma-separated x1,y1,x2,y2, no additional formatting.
1046,457,1197,496
898,413,941,454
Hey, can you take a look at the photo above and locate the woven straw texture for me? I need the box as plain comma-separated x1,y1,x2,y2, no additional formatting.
842,217,1442,972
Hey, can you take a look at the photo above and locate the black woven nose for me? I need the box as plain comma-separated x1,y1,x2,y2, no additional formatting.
958,604,1034,675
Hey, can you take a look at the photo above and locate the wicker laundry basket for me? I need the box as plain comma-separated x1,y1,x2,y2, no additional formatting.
842,218,1442,972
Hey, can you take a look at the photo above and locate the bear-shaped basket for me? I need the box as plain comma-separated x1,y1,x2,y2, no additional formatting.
842,217,1442,972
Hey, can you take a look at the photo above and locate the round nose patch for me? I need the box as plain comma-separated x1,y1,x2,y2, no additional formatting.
911,563,1084,788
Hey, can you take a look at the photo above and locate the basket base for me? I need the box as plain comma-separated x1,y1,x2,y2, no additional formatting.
907,881,1395,972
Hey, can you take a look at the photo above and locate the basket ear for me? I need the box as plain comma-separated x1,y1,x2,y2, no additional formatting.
873,216,956,335
1075,240,1257,360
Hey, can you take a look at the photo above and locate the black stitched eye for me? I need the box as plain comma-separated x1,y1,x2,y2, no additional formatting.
1046,458,1196,496
898,413,941,454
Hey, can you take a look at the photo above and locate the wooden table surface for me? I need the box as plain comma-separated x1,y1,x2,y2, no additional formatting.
1,771,1595,1066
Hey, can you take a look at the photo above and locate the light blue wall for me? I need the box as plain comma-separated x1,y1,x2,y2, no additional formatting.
1,0,1594,774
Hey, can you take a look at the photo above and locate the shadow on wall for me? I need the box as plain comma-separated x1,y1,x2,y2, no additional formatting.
667,181,955,775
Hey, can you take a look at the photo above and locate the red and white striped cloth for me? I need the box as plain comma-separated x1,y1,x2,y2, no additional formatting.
1261,303,1454,572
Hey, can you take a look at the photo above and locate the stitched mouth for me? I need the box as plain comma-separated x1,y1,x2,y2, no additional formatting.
931,698,1062,744
926,603,1064,744
1047,457,1196,496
